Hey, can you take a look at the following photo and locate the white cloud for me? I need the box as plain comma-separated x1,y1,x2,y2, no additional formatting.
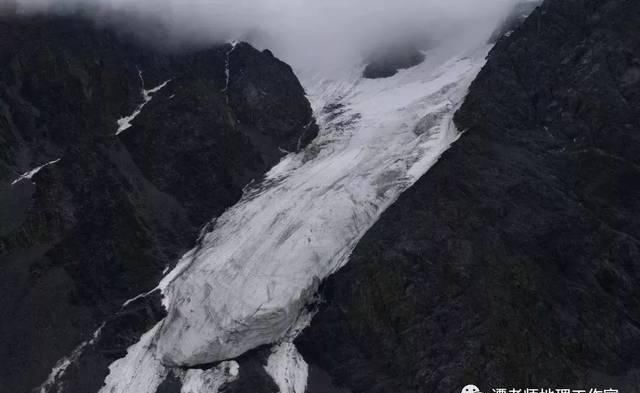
10,0,522,72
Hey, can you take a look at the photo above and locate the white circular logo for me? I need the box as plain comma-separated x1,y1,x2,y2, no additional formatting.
462,385,481,393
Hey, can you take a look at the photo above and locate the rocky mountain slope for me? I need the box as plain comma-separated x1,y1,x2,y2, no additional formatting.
3,0,640,392
297,0,640,392
0,15,316,393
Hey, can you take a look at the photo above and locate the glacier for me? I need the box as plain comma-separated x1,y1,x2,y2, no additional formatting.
97,32,494,393
154,41,491,367
181,361,240,393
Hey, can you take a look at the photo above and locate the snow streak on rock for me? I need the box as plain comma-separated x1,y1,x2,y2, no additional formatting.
10,158,61,186
121,287,159,308
99,38,492,392
116,71,171,134
222,40,238,103
38,323,104,393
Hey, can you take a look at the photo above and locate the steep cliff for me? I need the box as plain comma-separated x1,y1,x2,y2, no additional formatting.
0,15,316,393
298,0,640,391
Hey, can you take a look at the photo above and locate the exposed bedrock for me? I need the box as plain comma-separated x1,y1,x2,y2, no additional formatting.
362,45,426,79
0,15,316,393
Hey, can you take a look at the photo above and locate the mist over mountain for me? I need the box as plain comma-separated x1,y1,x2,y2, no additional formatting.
10,0,521,72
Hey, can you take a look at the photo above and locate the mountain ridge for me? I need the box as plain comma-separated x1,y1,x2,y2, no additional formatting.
0,15,316,393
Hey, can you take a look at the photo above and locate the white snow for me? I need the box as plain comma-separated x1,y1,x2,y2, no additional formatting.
261,305,314,392
265,343,308,393
121,287,158,308
11,158,61,186
180,361,240,393
222,40,239,102
98,33,493,391
116,71,171,135
38,323,104,393
98,327,240,393
98,323,167,393
153,41,491,367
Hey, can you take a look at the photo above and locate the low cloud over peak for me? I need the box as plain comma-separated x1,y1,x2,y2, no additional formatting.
7,0,528,73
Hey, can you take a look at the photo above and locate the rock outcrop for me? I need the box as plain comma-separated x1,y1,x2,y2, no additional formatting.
298,0,640,392
362,46,426,79
0,15,316,393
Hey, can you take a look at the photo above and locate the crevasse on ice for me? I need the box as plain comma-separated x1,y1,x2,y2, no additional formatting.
97,34,493,393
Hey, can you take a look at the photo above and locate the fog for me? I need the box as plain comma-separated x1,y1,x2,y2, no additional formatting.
10,0,523,73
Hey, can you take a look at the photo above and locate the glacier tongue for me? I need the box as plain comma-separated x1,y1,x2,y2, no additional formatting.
265,342,309,393
100,323,167,393
99,40,492,392
154,43,491,366
180,361,240,393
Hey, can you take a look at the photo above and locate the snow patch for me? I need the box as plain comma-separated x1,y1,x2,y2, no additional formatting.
98,323,168,393
38,323,104,393
121,287,158,308
116,70,171,135
180,361,240,393
265,343,308,393
11,158,61,186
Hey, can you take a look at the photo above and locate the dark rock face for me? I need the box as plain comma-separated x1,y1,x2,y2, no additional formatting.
362,46,426,79
221,349,279,393
489,1,540,43
0,15,316,393
298,0,640,392
152,348,279,393
228,44,318,153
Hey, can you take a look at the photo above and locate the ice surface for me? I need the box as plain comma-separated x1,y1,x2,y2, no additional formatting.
10,158,61,186
180,361,239,393
265,343,308,393
98,38,492,392
154,42,491,366
98,323,167,393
